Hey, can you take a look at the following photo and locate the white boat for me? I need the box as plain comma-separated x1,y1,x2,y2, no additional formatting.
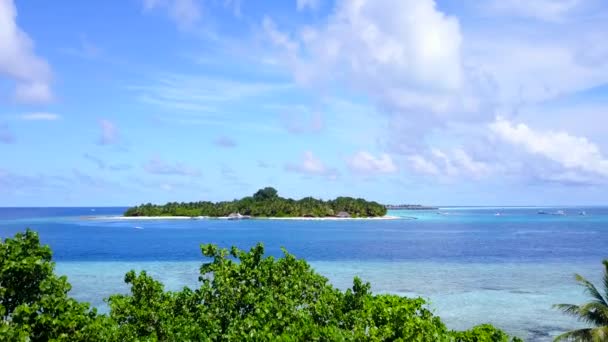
553,210,565,216
228,212,251,220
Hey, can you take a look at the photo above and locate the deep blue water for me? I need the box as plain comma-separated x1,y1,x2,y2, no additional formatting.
1,207,606,263
1,206,607,341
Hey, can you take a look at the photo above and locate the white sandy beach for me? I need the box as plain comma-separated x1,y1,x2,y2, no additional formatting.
85,215,404,221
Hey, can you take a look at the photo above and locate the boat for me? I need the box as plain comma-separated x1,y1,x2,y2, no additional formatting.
552,210,565,216
537,210,548,215
227,212,251,220
494,212,501,216
579,211,587,216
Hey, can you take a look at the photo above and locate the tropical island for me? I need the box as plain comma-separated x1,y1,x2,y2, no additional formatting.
124,187,388,218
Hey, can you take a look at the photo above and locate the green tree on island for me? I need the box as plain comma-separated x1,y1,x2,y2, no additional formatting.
124,187,388,218
554,260,608,341
1,229,522,341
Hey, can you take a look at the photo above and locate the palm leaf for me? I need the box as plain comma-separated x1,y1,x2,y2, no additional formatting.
575,274,608,306
554,328,593,341
603,260,608,303
578,302,608,326
590,326,608,341
554,304,584,318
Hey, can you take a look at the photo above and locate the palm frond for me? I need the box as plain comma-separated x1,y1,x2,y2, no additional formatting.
554,304,583,318
590,326,608,341
553,328,593,341
602,260,608,303
578,302,608,326
575,274,608,306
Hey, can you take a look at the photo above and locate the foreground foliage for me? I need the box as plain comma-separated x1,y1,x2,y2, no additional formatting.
553,260,608,341
1,229,521,341
124,187,388,218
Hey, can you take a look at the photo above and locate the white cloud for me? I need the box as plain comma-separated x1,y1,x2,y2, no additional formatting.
132,72,293,113
98,119,119,145
347,151,397,174
0,0,53,103
408,154,440,176
466,31,608,106
143,157,201,176
141,0,201,30
285,151,338,179
407,148,491,179
297,0,320,11
265,0,464,112
264,0,608,154
490,117,608,178
19,112,60,121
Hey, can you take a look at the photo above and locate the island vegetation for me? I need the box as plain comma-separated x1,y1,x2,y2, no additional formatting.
124,187,388,218
0,229,523,341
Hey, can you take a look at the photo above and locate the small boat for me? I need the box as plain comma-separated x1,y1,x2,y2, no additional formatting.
228,212,251,220
579,211,587,216
552,210,565,216
134,226,143,230
494,212,501,216
537,210,548,215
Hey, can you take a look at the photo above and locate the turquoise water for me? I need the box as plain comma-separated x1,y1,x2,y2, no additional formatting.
1,207,607,341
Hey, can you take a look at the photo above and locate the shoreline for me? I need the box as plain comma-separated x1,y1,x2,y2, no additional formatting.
83,215,407,221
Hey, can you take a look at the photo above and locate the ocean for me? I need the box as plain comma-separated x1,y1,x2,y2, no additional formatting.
0,206,606,341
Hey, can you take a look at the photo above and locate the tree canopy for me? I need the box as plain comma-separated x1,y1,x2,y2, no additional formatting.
124,187,388,218
1,229,522,341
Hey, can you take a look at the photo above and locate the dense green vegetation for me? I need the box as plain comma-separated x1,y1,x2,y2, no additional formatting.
553,260,608,341
124,187,388,218
0,229,522,341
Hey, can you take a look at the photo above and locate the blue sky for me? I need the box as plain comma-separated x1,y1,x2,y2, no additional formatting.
1,0,608,206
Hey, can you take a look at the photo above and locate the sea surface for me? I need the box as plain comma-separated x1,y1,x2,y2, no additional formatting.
1,206,607,341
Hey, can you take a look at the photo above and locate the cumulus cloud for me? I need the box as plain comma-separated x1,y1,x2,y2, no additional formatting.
98,119,119,145
490,117,608,178
143,157,201,176
407,148,491,179
141,0,201,30
0,0,53,103
297,0,320,11
213,136,237,148
19,112,60,121
347,151,397,174
0,123,15,144
264,0,464,111
264,0,608,161
285,151,338,179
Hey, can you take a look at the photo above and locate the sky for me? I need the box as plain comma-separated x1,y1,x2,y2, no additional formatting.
1,0,608,206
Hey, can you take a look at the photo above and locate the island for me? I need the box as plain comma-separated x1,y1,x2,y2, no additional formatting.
124,187,388,218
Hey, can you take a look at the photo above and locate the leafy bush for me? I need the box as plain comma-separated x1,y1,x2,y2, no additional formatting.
1,230,520,341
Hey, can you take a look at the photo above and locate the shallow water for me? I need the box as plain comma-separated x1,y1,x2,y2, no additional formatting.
1,207,607,341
